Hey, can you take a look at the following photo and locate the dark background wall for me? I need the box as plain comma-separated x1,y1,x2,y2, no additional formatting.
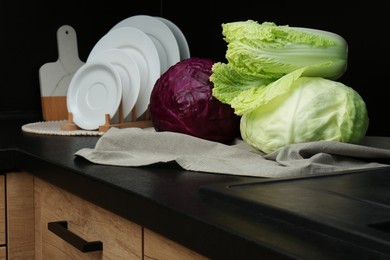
1,0,389,136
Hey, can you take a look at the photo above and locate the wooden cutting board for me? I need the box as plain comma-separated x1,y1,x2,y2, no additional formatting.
39,25,84,121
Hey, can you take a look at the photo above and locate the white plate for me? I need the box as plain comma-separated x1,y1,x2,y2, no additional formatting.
155,16,190,61
88,27,160,118
88,48,141,121
67,61,122,130
111,15,180,74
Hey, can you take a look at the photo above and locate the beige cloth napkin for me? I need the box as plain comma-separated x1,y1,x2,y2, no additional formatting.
75,127,390,178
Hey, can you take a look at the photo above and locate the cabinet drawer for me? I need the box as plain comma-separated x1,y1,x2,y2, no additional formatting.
0,246,5,260
144,228,207,260
34,177,142,260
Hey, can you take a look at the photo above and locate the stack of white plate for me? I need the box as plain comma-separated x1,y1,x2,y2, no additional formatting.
66,15,190,130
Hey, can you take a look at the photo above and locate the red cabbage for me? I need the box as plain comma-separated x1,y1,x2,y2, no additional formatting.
149,57,241,144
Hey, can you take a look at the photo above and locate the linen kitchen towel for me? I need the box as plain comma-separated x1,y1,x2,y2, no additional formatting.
75,127,390,178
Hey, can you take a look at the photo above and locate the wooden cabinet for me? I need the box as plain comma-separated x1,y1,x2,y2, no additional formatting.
4,171,207,260
34,177,143,260
0,175,6,260
6,171,35,259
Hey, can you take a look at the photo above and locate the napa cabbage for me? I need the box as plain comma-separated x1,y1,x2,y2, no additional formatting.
210,20,368,153
211,20,349,106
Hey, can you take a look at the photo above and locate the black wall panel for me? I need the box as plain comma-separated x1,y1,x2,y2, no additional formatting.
1,0,389,136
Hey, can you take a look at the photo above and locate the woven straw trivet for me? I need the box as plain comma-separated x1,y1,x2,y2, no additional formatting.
21,120,104,136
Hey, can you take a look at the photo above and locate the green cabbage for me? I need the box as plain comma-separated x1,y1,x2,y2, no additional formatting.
240,70,369,154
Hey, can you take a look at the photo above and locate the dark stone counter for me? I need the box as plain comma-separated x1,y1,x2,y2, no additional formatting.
2,119,390,259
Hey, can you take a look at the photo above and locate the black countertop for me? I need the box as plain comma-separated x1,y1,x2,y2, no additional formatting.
2,119,390,259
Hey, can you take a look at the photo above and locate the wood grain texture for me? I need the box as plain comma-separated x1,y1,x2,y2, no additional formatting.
0,246,6,260
144,228,208,260
41,96,68,121
34,177,142,259
0,175,5,246
6,171,35,259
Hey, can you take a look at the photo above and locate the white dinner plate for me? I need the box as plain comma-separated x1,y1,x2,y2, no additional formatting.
88,27,160,118
67,61,122,130
111,15,180,74
155,16,190,61
88,48,141,121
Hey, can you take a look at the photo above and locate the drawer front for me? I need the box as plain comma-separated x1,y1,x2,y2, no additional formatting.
6,171,35,259
0,246,5,260
34,177,142,260
144,228,207,260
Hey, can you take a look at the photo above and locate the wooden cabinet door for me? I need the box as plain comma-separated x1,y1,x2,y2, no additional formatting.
144,228,208,260
0,175,5,259
34,177,142,260
6,171,35,259
0,247,5,260
0,175,5,246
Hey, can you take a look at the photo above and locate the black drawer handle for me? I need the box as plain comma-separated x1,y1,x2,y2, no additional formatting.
48,221,103,252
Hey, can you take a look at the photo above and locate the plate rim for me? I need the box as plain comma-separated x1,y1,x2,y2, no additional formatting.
111,14,180,74
155,16,190,61
87,26,160,118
